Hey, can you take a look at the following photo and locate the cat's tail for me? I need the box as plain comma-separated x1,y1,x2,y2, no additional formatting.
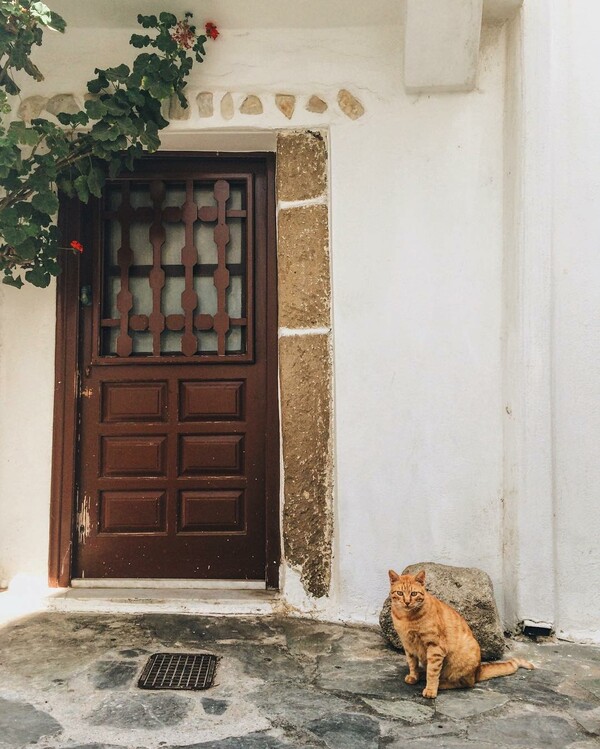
476,658,534,682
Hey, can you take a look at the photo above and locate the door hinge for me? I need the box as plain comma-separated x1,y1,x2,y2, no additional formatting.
77,493,92,545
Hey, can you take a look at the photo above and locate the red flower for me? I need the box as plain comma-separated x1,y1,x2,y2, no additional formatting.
70,240,84,253
205,22,219,40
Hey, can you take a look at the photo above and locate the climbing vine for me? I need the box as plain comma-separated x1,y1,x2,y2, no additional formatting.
0,2,218,288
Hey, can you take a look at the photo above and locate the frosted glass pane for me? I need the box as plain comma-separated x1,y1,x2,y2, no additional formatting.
198,330,218,353
130,222,153,265
130,277,152,316
194,184,216,209
228,185,244,210
130,184,152,209
132,331,152,354
162,276,184,316
226,276,243,318
161,330,183,354
164,183,185,208
105,220,121,265
164,223,185,265
227,219,243,264
194,221,218,264
225,326,244,353
194,276,218,315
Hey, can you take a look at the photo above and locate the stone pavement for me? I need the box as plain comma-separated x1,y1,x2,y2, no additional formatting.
0,612,599,748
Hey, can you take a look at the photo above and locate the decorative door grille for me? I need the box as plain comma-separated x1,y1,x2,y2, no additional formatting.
99,176,253,360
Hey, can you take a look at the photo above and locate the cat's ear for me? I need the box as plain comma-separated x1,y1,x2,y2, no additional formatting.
388,570,400,583
414,570,426,585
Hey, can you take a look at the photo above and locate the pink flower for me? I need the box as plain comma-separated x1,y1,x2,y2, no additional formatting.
205,22,219,40
171,19,196,49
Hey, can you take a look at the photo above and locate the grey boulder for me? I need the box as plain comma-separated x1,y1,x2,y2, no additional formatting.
380,562,506,661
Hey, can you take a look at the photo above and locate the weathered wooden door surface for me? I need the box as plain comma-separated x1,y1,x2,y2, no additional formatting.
72,155,277,581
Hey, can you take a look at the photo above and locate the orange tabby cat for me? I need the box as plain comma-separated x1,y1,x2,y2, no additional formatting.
389,569,534,699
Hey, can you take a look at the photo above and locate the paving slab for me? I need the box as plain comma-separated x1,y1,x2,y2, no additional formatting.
434,688,510,719
0,696,63,745
467,709,587,748
0,612,598,748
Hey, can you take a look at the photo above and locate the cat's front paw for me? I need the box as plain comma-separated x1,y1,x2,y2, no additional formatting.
422,686,438,699
405,674,419,685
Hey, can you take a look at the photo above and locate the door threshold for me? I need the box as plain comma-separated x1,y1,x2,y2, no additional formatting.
71,578,266,590
47,586,280,616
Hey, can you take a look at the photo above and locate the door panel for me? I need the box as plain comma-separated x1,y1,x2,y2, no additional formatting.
73,155,276,581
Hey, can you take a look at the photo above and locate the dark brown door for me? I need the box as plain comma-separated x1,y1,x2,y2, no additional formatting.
72,154,278,581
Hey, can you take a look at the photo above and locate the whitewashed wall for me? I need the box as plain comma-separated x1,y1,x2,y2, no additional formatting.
1,2,597,641
549,1,600,643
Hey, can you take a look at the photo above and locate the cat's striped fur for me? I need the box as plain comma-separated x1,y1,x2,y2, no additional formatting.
389,569,534,699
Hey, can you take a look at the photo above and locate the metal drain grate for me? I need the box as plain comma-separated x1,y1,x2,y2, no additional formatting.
138,653,219,690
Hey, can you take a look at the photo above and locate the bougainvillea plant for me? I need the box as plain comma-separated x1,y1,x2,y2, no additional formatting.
0,2,218,288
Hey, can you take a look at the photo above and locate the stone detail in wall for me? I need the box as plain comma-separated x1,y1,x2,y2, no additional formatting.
196,91,213,118
306,95,328,114
170,94,191,120
276,130,327,203
275,94,296,120
337,88,365,120
18,96,47,121
240,95,263,115
279,333,333,598
45,94,80,116
278,204,331,329
220,92,234,120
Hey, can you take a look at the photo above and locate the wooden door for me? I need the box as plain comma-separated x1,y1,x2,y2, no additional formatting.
68,154,278,582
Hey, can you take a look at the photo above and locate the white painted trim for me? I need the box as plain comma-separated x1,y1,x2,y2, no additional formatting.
404,0,483,93
278,327,330,338
71,578,266,590
278,195,328,211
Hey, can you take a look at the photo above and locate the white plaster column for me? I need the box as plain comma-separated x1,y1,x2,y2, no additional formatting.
502,0,563,630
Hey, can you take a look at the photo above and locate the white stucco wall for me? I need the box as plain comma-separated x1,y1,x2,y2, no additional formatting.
1,2,596,641
550,1,600,642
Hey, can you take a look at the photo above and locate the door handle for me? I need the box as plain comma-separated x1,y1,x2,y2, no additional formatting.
80,285,92,307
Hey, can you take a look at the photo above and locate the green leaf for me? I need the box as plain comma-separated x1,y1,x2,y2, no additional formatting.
87,166,104,198
49,11,66,32
7,121,39,146
29,2,53,26
138,14,158,28
84,98,107,119
106,63,130,82
25,265,51,287
2,274,24,289
130,33,151,48
74,175,90,202
31,191,59,214
158,12,177,25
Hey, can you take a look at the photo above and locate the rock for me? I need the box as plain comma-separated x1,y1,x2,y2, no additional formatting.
468,711,582,748
379,562,506,661
90,660,139,689
275,94,296,119
170,94,191,120
240,95,263,115
337,89,365,120
196,91,213,118
361,697,434,724
18,95,47,121
88,693,190,728
306,95,328,114
220,92,234,120
45,93,80,116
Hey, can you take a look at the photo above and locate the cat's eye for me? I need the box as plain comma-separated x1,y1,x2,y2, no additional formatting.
411,591,418,597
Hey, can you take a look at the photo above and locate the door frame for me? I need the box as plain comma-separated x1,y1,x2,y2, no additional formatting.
48,151,280,588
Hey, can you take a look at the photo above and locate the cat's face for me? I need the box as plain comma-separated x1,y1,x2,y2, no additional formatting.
388,570,426,612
